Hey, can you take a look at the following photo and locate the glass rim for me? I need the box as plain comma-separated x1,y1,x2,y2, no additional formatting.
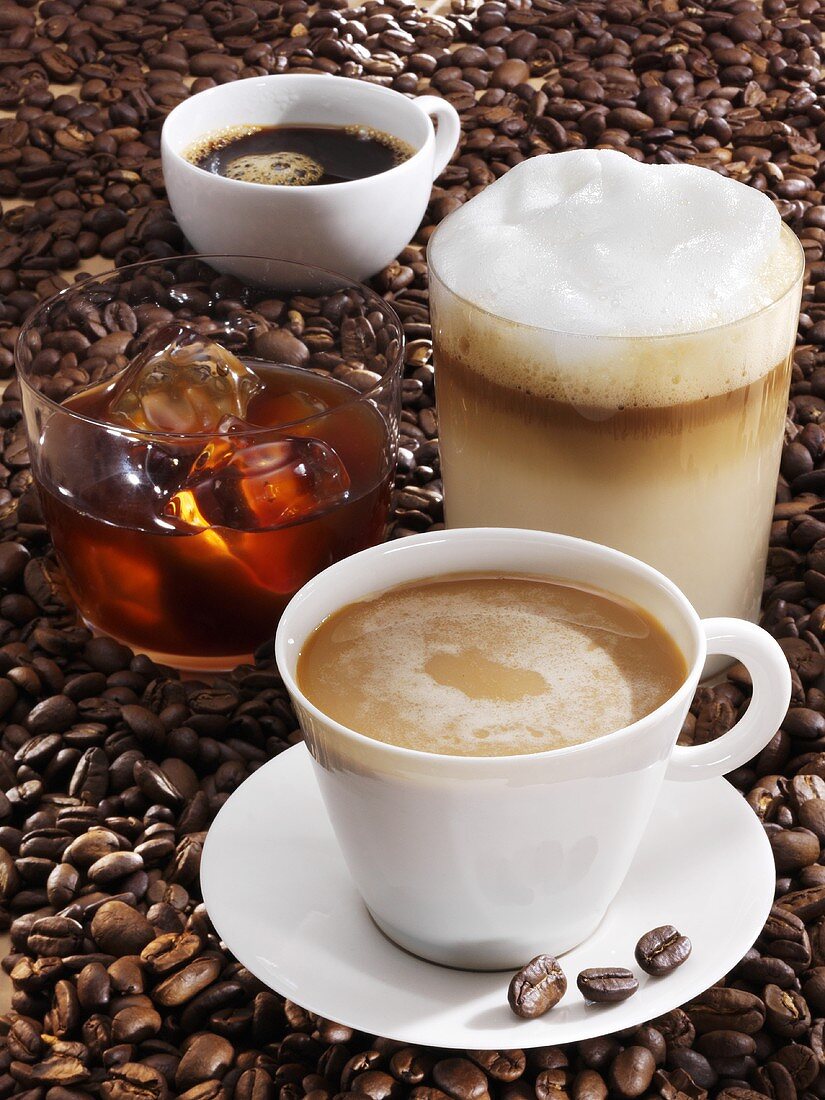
15,254,405,442
426,219,805,342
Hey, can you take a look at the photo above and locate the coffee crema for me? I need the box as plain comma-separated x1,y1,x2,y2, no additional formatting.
186,124,415,186
297,574,687,757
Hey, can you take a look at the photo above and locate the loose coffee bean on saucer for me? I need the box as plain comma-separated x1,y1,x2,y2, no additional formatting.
577,967,639,1003
635,925,692,975
507,954,567,1018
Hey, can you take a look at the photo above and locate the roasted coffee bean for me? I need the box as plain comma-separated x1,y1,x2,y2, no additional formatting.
176,1032,234,1089
770,1042,819,1089
535,1067,570,1100
685,988,766,1033
76,961,110,1010
154,956,222,1007
608,1048,655,1098
632,1026,666,1065
464,1052,525,1082
576,968,638,1003
90,900,154,955
764,984,811,1038
635,926,692,975
572,1070,607,1100
141,930,202,973
695,1030,756,1060
99,1062,167,1100
770,827,820,871
432,1059,489,1100
507,956,567,1018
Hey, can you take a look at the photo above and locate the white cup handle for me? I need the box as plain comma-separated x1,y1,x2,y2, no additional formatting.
414,95,461,181
666,618,791,782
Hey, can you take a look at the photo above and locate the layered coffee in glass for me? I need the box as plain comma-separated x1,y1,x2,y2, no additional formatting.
429,150,804,634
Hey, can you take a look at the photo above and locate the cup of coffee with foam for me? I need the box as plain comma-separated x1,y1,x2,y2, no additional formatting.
161,74,460,281
275,527,791,970
428,151,804,662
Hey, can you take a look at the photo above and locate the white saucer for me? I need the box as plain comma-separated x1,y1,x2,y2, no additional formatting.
201,744,774,1049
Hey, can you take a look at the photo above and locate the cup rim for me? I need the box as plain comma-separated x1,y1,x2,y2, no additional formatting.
14,253,405,442
427,218,805,342
274,527,706,767
161,73,434,195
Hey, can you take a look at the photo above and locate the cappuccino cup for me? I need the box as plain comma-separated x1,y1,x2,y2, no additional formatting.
276,529,790,970
161,74,460,282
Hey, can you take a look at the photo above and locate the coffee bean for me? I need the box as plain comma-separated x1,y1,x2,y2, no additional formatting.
686,988,766,1033
696,1030,756,1060
251,329,309,367
764,984,811,1038
572,1070,607,1100
666,1049,716,1091
176,1032,234,1089
26,694,77,734
235,1068,274,1100
99,1062,168,1100
141,930,202,973
770,1043,819,1089
87,850,143,884
90,900,154,955
77,961,111,1010
770,827,821,871
82,637,133,675
28,914,82,956
153,956,222,1007
491,59,529,89
635,926,692,975
432,1059,490,1100
508,956,567,1018
0,542,29,585
608,1048,655,1098
465,1052,525,1082
576,968,638,1003
778,885,825,922
535,1067,570,1100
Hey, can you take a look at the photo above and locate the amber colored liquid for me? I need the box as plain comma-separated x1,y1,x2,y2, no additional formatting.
298,574,687,756
38,365,392,668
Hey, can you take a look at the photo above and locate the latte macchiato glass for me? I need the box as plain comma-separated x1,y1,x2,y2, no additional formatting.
428,151,805,632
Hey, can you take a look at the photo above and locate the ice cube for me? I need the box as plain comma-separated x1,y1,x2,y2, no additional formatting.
163,422,351,531
106,324,264,434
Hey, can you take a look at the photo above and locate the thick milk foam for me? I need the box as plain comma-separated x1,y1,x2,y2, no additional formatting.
428,150,802,407
298,577,686,756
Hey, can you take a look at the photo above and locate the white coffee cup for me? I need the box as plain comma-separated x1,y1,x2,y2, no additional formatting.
275,528,790,970
161,75,460,282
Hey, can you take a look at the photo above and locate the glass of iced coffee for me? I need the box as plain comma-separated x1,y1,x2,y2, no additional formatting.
16,256,402,670
428,150,804,632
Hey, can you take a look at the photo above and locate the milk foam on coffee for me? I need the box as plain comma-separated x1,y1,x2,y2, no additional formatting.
297,575,687,757
428,149,801,407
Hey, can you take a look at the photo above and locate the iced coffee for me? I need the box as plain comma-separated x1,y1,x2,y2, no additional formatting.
428,150,804,626
17,258,402,670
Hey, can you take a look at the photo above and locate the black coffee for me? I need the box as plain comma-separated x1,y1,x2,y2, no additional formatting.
187,124,415,186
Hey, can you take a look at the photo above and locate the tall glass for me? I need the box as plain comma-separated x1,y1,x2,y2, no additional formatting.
17,256,402,670
429,223,803,630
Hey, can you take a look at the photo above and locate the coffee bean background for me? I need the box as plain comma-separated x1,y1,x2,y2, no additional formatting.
1,0,825,1093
